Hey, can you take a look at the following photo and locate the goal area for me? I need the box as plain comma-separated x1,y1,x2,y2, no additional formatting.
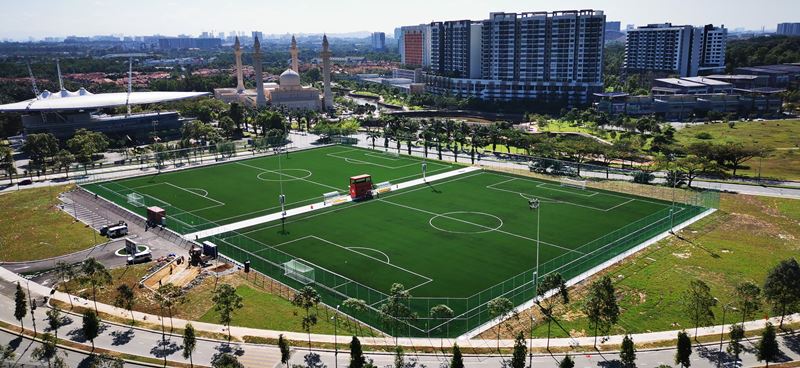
127,193,145,207
560,178,587,190
283,259,315,285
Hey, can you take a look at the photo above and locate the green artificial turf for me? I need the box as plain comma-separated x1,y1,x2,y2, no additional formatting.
82,145,456,233
85,144,712,337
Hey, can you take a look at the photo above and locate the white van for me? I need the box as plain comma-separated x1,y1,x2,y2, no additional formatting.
127,250,152,265
107,224,128,238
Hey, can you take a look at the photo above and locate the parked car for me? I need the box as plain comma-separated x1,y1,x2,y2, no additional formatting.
18,179,32,186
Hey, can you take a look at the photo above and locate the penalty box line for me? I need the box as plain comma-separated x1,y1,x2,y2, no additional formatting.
486,176,642,212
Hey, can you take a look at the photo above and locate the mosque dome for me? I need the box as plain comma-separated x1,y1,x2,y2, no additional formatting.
279,69,301,87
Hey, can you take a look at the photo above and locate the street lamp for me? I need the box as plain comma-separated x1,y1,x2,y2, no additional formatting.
715,298,737,368
528,198,541,279
529,314,536,368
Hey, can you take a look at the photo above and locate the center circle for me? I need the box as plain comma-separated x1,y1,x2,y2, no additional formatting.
429,211,504,234
256,169,313,182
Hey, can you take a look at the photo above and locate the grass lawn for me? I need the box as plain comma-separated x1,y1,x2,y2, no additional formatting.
351,91,380,98
0,185,98,262
483,193,800,338
675,119,800,180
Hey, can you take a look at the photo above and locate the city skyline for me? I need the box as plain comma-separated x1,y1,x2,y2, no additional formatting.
0,0,798,40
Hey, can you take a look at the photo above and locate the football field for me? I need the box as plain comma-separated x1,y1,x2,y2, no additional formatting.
83,145,712,337
82,146,456,234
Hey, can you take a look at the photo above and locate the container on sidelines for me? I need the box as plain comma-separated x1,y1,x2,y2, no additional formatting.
147,206,166,226
202,241,218,258
349,174,373,200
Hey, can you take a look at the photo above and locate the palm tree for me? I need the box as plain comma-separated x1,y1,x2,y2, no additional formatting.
366,128,381,150
402,120,419,155
419,120,434,158
80,258,112,313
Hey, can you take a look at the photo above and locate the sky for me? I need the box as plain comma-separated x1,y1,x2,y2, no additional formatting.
0,0,798,40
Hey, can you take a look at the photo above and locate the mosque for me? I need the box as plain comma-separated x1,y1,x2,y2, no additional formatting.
214,35,333,111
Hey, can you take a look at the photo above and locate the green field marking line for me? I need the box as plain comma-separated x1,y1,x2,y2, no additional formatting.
364,152,404,161
328,148,450,170
376,197,586,256
234,161,344,192
487,177,646,212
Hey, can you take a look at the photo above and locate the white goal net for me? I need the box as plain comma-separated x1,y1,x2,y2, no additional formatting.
283,259,315,285
127,193,145,207
560,178,587,190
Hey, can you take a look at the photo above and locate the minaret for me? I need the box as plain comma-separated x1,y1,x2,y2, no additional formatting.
253,36,267,107
321,34,333,110
234,36,245,93
290,35,299,73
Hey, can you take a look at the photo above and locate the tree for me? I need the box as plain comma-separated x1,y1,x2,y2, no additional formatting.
682,279,717,339
537,272,569,350
218,116,237,138
279,334,292,368
342,298,368,336
82,309,100,350
212,353,244,368
429,304,454,337
53,149,75,178
392,346,405,368
732,281,761,325
292,286,321,348
378,283,416,345
80,258,112,313
212,284,243,341
583,275,620,348
14,282,27,334
0,146,16,184
0,343,15,365
113,284,136,325
183,323,197,367
88,353,124,368
763,258,800,328
727,324,745,363
716,142,770,177
756,322,779,368
31,332,59,367
46,307,62,340
67,128,109,168
21,133,59,175
155,283,184,332
559,354,575,368
54,261,77,309
486,297,514,353
675,331,692,368
349,336,365,368
451,343,464,368
229,102,244,129
620,334,636,368
511,331,527,368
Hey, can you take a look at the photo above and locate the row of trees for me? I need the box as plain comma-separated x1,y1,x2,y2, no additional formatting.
9,128,109,182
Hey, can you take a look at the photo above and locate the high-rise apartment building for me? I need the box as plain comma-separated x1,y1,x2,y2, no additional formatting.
399,25,431,67
625,23,726,77
371,32,386,51
777,23,800,36
421,9,605,105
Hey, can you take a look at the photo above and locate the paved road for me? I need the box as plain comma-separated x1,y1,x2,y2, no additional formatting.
1,275,799,368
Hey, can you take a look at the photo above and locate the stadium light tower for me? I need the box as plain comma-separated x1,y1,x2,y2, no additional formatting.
528,197,541,281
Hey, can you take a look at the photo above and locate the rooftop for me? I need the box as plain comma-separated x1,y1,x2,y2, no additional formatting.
680,77,732,86
0,90,209,112
654,78,706,88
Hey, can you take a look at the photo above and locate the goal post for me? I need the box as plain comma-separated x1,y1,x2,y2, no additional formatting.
283,259,315,285
560,178,588,190
127,193,145,207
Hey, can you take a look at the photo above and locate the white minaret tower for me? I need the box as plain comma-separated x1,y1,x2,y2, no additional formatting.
253,36,267,107
321,34,333,111
290,35,299,73
234,36,245,93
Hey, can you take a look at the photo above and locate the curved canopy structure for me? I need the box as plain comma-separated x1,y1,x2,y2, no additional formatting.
0,90,210,112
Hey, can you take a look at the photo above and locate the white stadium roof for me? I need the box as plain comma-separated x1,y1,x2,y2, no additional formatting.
0,90,210,112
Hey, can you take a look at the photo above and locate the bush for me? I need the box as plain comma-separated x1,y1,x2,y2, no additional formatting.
695,132,713,140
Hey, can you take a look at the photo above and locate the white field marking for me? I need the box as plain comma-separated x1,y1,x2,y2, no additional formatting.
215,170,486,239
536,182,599,197
378,198,585,256
327,151,420,169
365,152,404,161
487,177,642,212
235,161,342,191
185,188,209,197
161,182,225,206
429,211,504,234
128,182,169,190
256,169,313,182
272,234,433,291
489,172,673,209
205,196,320,224
346,247,391,263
